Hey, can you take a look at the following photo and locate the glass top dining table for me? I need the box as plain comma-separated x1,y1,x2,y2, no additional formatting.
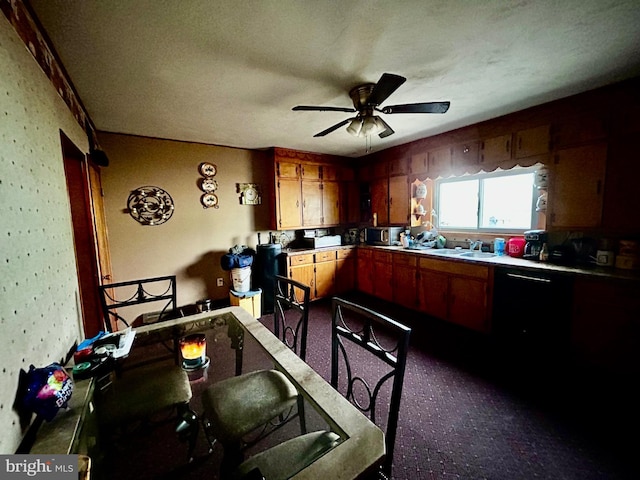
131,305,385,479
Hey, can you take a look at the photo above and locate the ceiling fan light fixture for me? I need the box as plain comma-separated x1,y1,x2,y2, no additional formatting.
346,117,363,136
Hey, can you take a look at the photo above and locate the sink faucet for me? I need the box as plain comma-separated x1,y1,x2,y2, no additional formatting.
468,239,483,251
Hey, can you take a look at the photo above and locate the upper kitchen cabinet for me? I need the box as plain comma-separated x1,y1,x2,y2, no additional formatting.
272,148,346,230
388,155,409,176
515,125,550,158
428,146,452,177
451,141,480,174
480,133,512,167
551,114,606,149
409,152,428,177
547,143,607,229
388,175,409,225
370,177,389,226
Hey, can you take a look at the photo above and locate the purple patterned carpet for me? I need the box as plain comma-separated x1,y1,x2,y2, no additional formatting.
102,293,636,479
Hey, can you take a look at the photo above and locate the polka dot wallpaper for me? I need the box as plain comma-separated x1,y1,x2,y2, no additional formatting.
0,16,88,453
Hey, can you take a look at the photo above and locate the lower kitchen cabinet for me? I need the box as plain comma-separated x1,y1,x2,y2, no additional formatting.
417,257,491,333
373,250,393,303
335,248,356,295
571,276,640,376
357,249,374,295
314,250,336,299
288,253,315,301
392,252,418,310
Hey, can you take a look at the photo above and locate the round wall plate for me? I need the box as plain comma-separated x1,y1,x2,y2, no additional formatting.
201,193,219,209
201,178,218,192
199,162,217,177
127,186,174,225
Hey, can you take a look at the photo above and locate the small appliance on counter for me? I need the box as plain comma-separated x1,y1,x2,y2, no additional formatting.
366,227,404,246
523,229,547,260
506,237,526,257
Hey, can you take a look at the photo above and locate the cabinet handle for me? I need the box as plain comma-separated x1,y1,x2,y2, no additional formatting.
506,140,510,153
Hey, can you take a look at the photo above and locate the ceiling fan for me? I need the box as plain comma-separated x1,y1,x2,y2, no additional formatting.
292,73,450,138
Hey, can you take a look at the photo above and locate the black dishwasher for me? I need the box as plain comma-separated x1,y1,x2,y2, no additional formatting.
492,267,574,369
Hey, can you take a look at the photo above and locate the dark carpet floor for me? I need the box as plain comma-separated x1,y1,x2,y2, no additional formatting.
101,292,637,479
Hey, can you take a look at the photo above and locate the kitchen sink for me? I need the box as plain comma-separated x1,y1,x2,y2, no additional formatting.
459,251,497,258
426,248,465,255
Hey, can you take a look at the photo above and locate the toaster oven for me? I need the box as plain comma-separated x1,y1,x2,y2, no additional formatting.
365,227,404,246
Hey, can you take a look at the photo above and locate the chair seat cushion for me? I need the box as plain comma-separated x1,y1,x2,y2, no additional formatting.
202,369,298,443
233,430,341,480
97,363,192,422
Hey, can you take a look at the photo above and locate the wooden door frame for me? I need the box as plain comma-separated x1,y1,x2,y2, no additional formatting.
61,132,109,337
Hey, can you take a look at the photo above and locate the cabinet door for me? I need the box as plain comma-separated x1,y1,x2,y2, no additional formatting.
449,276,488,332
515,125,550,158
370,178,389,226
277,178,302,229
548,143,607,228
277,161,299,178
480,134,512,166
428,146,452,175
388,175,409,225
393,255,418,310
409,152,428,175
335,256,356,295
289,264,315,301
315,260,336,299
417,269,448,319
373,262,393,302
357,251,374,295
301,163,322,180
452,141,479,171
341,181,360,224
322,181,340,226
301,181,323,227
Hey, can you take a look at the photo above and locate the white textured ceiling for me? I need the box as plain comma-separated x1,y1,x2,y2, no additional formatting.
29,0,640,157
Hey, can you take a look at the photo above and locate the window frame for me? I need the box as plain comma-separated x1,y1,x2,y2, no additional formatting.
434,166,539,234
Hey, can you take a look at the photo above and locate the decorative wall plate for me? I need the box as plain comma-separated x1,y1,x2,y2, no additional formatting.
201,178,218,192
199,162,217,177
201,193,219,209
127,186,174,225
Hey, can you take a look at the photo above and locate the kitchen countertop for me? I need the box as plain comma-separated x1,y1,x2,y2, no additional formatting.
282,243,640,282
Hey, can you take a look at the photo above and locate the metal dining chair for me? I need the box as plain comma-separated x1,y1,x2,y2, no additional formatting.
201,275,311,476
95,275,198,461
231,296,411,480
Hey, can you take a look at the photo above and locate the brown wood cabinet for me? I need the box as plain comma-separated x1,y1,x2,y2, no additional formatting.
515,125,550,158
480,133,512,166
428,146,452,176
571,276,640,375
370,178,389,226
372,250,393,303
357,249,374,295
417,257,491,332
335,248,356,295
288,253,315,301
409,152,428,175
548,143,607,228
388,175,409,225
314,250,336,299
392,252,418,310
276,177,302,229
451,141,479,172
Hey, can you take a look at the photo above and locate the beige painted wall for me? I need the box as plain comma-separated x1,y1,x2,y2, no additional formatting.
98,133,275,307
0,17,88,453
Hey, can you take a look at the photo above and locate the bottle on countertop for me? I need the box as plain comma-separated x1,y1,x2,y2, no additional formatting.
539,242,549,262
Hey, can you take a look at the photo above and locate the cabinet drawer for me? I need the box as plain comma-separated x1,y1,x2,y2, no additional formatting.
393,252,417,268
315,250,336,262
373,250,393,264
336,248,356,260
289,253,314,266
418,257,489,279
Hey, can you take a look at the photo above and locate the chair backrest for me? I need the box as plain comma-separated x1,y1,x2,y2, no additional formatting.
330,297,411,479
273,275,311,361
99,275,178,332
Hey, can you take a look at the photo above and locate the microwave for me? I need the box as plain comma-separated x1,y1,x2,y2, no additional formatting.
365,227,404,246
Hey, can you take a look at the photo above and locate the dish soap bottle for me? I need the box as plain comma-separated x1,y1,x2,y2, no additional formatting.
539,242,549,262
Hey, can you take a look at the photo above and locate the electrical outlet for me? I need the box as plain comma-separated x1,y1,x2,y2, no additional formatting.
216,278,224,287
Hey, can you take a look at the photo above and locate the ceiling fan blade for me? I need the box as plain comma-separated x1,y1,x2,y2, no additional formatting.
377,117,395,138
382,101,450,114
367,73,406,106
293,105,356,113
313,118,353,137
